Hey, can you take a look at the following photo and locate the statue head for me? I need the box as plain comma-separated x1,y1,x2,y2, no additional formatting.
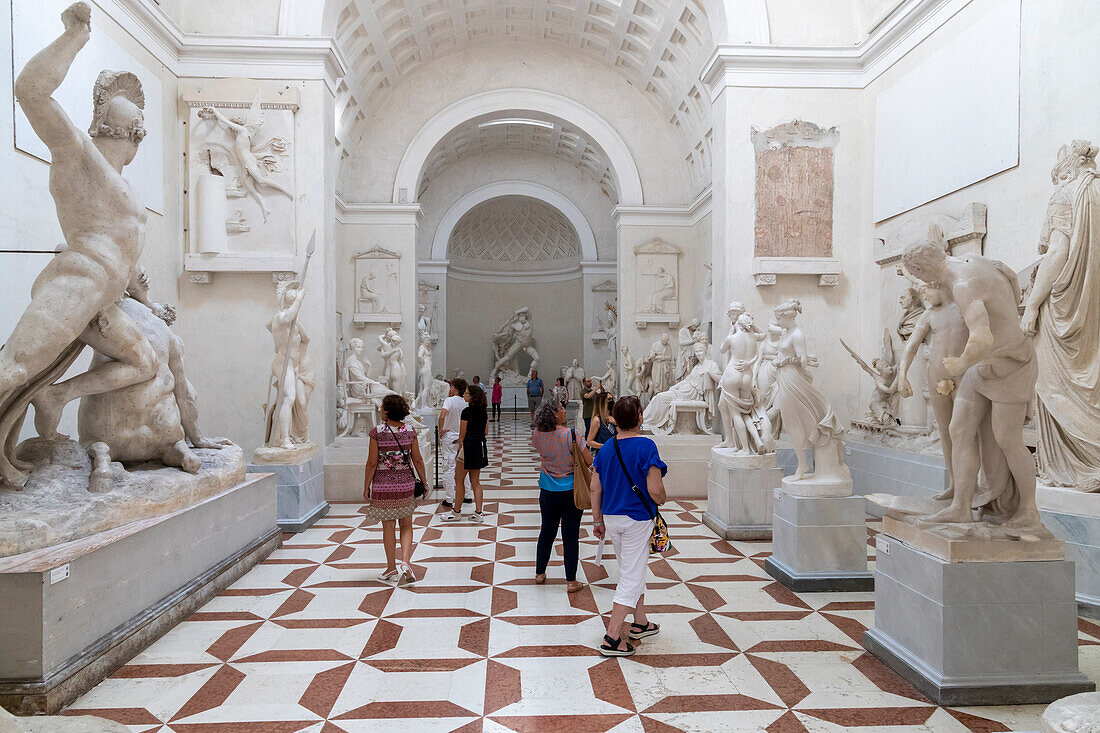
902,240,948,285
689,318,701,329
767,319,783,338
572,359,580,367
727,300,746,322
418,303,426,315
736,312,754,332
275,279,301,307
1052,139,1098,184
89,70,146,159
348,337,364,354
919,282,945,307
691,341,708,360
773,298,802,326
899,287,921,310
660,334,670,345
621,345,629,356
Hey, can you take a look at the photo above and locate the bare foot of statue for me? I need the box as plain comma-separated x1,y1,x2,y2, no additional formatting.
932,486,955,501
923,502,974,524
30,389,66,439
164,439,201,474
1004,508,1043,530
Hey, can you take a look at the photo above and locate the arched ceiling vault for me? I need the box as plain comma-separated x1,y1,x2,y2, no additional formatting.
330,0,716,194
419,114,618,203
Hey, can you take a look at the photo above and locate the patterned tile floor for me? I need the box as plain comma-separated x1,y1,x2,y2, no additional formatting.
67,419,1100,732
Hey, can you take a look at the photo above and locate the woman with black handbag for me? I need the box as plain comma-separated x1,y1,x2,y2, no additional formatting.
589,395,668,657
363,394,427,584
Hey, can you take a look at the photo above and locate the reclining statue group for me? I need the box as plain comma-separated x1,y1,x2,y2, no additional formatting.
0,2,230,494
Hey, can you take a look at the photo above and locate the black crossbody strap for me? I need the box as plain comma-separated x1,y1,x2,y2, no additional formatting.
385,424,422,483
611,437,656,520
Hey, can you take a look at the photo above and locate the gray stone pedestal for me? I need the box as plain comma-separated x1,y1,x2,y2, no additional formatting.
649,433,722,499
1039,485,1100,618
249,452,328,532
702,450,782,539
765,487,873,592
0,473,279,714
863,536,1094,706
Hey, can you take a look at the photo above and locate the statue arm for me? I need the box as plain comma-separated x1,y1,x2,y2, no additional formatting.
1021,229,1070,335
201,105,246,134
14,3,90,153
279,288,306,325
894,314,931,397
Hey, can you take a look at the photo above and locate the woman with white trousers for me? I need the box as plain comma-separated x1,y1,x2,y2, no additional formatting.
589,395,667,656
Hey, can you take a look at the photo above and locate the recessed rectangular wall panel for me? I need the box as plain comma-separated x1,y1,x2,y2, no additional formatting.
872,0,1020,222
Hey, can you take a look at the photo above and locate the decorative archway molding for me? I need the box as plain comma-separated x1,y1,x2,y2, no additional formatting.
394,89,645,206
430,181,600,263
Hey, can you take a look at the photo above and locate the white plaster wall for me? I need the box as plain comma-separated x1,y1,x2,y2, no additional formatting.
446,278,585,383
1,1,181,442
417,150,617,262
156,0,282,35
868,0,1100,273
710,85,874,423
765,0,862,45
340,41,694,207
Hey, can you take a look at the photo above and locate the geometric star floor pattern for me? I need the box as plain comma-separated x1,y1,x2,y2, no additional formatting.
66,419,1100,732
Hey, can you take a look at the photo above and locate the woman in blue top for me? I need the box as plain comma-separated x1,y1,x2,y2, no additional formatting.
590,395,667,656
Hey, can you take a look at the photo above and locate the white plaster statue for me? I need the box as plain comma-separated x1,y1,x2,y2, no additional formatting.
197,92,291,222
899,240,1041,528
337,337,392,437
621,346,638,395
263,279,315,450
604,302,618,360
563,359,586,401
345,338,386,400
597,359,617,394
0,4,154,488
635,352,655,404
754,320,783,413
646,267,677,313
1021,141,1100,491
897,287,925,344
648,334,675,394
378,328,407,394
841,330,900,427
77,269,231,488
359,271,385,314
770,299,849,484
491,307,540,379
895,282,967,498
415,333,433,404
642,341,721,435
416,303,431,340
676,318,703,381
717,312,774,454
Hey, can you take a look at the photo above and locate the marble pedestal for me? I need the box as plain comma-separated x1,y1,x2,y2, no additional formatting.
702,450,782,539
863,535,1093,706
1039,485,1100,618
765,480,873,592
248,451,328,532
0,473,279,714
649,433,722,499
844,439,947,516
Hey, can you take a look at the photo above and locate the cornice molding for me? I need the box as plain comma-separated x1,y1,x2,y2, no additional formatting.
702,0,973,94
613,186,712,228
335,197,422,225
96,0,348,93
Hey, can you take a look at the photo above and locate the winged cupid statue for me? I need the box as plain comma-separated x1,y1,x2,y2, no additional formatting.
198,91,292,221
840,329,900,427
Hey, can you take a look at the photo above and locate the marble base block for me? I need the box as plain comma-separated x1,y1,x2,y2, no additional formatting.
765,491,873,592
844,440,948,516
0,474,279,714
1039,485,1100,618
649,433,723,499
863,536,1093,706
248,452,328,532
702,450,782,539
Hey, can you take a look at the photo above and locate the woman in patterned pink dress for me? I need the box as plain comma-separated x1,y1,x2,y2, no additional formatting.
363,394,426,584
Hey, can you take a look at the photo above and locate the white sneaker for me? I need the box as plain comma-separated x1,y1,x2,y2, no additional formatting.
471,511,485,524
441,510,462,521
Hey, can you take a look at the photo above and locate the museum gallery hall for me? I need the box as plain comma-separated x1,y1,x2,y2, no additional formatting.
1,0,1099,729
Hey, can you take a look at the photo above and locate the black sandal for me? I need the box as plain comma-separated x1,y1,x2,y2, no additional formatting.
629,622,660,639
598,634,636,657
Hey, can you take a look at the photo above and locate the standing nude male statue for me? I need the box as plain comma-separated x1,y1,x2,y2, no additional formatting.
0,3,156,487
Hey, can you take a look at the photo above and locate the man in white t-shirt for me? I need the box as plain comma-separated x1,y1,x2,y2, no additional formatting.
438,378,471,508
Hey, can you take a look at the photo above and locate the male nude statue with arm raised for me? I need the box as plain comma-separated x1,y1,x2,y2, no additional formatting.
0,3,156,487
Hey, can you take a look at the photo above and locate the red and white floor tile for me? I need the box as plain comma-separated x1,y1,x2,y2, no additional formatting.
66,420,1100,732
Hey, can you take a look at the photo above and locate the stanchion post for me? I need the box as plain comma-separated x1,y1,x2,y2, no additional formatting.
433,424,442,490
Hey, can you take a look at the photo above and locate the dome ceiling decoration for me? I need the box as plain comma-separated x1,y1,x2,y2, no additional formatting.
419,116,618,203
448,195,581,262
332,0,715,193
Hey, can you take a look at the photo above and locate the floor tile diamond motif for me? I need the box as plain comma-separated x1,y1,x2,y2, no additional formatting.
65,419,1100,731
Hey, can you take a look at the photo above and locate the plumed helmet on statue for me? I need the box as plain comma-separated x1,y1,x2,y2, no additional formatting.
275,279,300,305
89,70,146,143
1051,139,1098,184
